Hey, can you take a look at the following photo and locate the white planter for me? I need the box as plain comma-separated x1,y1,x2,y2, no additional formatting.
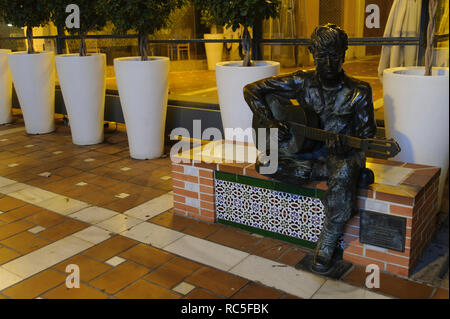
114,56,169,160
383,66,449,205
0,49,12,124
216,61,280,143
7,51,55,134
204,33,224,71
55,54,106,145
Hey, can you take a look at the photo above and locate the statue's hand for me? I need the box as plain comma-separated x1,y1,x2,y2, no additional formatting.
326,135,351,156
269,120,291,142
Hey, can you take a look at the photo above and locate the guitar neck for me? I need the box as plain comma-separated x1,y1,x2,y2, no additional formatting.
302,125,362,150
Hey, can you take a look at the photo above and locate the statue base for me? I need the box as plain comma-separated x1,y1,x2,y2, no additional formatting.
295,254,353,280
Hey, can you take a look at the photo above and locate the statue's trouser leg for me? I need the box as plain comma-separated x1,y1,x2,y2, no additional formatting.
312,154,361,272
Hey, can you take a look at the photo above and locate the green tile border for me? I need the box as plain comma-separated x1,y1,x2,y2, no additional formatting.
215,170,325,199
217,218,317,250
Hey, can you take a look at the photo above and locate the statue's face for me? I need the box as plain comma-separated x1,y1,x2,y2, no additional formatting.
313,50,345,82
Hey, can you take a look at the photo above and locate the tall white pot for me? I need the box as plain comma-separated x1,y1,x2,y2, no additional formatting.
114,57,169,160
383,66,449,205
204,33,224,71
0,49,12,124
55,54,106,145
7,51,55,134
216,61,280,143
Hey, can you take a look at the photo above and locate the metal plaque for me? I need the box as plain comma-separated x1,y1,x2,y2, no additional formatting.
359,210,407,252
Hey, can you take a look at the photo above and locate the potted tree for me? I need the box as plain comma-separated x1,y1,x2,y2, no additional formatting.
0,0,55,134
0,49,12,124
383,0,449,206
200,8,224,71
51,0,108,145
194,0,281,143
104,0,185,160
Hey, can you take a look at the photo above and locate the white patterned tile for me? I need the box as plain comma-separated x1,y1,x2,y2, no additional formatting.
0,267,23,290
2,235,93,278
9,187,58,204
164,235,249,272
124,193,173,220
69,206,118,224
37,196,90,216
105,256,126,267
121,222,184,248
0,182,29,195
96,214,143,233
229,255,325,299
115,193,130,199
312,280,392,299
0,177,17,188
71,226,112,245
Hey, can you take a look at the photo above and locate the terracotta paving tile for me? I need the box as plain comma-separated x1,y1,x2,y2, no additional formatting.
277,247,310,266
206,227,262,252
2,269,66,299
0,246,21,265
95,145,125,155
119,243,175,269
4,170,41,183
432,288,449,299
25,174,65,187
53,254,112,282
248,238,291,261
182,221,223,239
115,280,181,299
51,167,84,178
62,184,104,198
101,195,154,213
342,265,366,288
76,191,118,207
127,175,162,187
0,231,51,254
372,273,435,299
150,211,197,231
152,181,173,192
231,282,283,299
90,261,150,294
43,283,109,299
185,267,249,298
0,197,27,212
103,182,163,197
83,176,121,188
38,219,89,242
0,205,43,223
184,288,224,299
41,180,79,194
24,210,68,228
83,235,139,261
89,166,135,181
144,257,203,289
280,293,302,299
0,220,35,240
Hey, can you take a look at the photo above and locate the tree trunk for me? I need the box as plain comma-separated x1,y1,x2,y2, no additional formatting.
425,0,438,76
26,26,35,54
79,32,87,56
138,33,149,61
242,26,252,67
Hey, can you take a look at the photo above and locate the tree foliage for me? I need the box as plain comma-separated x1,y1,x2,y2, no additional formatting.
194,0,281,66
49,0,108,56
102,0,186,61
0,0,53,53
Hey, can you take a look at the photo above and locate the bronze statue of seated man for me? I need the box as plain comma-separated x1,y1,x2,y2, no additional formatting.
243,23,377,274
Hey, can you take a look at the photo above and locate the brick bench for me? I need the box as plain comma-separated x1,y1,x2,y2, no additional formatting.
170,140,441,277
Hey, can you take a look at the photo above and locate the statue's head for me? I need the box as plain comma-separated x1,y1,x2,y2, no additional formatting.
309,24,348,83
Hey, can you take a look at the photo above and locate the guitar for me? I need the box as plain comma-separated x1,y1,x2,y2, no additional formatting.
252,103,401,159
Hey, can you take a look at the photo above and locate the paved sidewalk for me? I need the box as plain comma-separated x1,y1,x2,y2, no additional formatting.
0,119,448,299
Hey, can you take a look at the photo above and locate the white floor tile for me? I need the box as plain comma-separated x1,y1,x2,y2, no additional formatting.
9,187,58,205
71,226,112,245
172,282,195,295
2,235,93,278
28,226,46,234
311,280,392,299
37,196,90,216
0,177,16,188
69,206,118,224
105,256,126,267
229,255,326,299
124,193,173,220
96,214,143,233
0,182,29,195
0,267,23,290
121,222,184,248
164,235,249,272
